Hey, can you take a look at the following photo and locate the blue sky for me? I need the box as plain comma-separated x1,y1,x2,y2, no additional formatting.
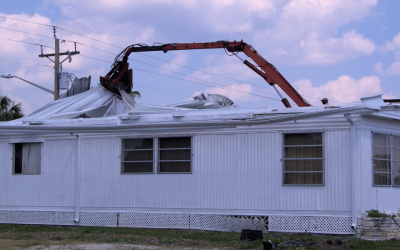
1,0,400,114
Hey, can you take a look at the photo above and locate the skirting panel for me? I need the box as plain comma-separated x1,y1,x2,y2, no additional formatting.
0,211,354,234
268,216,354,234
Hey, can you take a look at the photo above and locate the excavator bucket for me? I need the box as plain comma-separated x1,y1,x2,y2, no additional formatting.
100,65,132,95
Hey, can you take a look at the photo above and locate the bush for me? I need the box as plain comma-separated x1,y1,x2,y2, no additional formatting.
366,209,396,218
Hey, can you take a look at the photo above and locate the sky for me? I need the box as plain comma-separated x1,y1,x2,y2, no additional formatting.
0,0,400,114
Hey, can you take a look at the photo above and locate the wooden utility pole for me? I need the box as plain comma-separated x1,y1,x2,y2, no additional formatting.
38,27,80,100
54,38,59,100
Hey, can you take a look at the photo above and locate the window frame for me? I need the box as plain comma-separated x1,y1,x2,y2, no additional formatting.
11,142,42,175
120,135,193,175
120,137,156,175
157,136,192,174
371,132,400,187
282,132,325,186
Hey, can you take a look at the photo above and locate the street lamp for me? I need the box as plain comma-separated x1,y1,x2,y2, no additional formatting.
1,74,54,95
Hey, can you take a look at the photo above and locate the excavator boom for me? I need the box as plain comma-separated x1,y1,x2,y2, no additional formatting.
101,41,310,108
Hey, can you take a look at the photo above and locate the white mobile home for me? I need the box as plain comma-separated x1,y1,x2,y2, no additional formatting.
1,87,399,234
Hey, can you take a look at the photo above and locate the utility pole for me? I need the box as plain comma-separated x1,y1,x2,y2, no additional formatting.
54,37,59,100
39,27,80,100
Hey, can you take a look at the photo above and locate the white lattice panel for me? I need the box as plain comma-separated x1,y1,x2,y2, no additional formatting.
119,213,190,229
53,212,75,225
190,215,267,233
78,212,118,227
0,210,353,234
269,216,354,234
0,211,54,225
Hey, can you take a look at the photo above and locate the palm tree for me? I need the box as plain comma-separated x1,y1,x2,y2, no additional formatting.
0,95,24,121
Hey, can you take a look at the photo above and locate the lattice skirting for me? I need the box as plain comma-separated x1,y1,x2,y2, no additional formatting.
0,211,354,234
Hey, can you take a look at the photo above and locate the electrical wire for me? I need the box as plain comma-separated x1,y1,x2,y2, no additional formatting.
0,34,279,101
0,37,53,49
0,60,53,69
79,54,281,101
0,16,274,86
0,17,346,104
80,54,280,98
0,15,53,27
0,26,54,39
61,68,191,98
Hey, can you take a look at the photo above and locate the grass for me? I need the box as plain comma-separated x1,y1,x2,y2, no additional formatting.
0,224,399,249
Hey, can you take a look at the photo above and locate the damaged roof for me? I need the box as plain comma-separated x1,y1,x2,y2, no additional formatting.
0,86,399,134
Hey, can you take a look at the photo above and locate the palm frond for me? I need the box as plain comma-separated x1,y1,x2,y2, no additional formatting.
129,91,141,99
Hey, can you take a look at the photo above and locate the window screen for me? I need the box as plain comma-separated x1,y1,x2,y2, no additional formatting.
14,143,41,175
158,137,191,173
122,138,153,173
372,133,391,185
373,133,400,186
283,133,323,185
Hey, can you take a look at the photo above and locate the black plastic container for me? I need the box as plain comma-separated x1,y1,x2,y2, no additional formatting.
240,229,263,241
263,241,274,250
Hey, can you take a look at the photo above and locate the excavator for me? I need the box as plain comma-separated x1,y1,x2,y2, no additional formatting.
100,40,311,108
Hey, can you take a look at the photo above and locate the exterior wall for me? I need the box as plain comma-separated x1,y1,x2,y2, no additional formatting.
0,140,76,208
0,129,352,216
359,116,400,214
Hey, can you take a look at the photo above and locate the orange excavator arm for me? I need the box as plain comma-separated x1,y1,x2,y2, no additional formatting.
101,41,310,108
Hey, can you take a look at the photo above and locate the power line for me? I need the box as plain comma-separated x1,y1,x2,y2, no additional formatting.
0,18,346,104
80,54,275,99
0,15,53,27
61,68,191,98
0,26,54,39
79,54,281,101
0,37,53,49
0,16,274,87
0,60,53,69
0,33,276,101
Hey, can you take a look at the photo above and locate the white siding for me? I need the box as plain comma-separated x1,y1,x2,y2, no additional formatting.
75,131,352,215
359,117,400,214
0,140,75,208
0,129,354,216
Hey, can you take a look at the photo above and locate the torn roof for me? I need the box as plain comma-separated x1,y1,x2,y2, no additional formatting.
20,87,240,122
1,86,400,132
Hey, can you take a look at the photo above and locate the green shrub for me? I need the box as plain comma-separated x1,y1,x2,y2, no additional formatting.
366,209,396,218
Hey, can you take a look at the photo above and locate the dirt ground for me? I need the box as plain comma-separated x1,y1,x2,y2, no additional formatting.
0,239,229,250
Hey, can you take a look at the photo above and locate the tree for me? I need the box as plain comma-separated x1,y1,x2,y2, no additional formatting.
0,95,24,121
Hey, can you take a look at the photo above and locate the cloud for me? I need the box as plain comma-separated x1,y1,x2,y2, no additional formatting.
255,0,378,64
297,30,376,64
387,61,400,75
189,83,253,103
276,0,378,41
373,62,384,75
293,75,386,105
160,52,189,73
383,32,400,52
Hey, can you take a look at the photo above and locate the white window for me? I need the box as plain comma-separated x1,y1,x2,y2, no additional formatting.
372,133,400,186
121,137,191,174
121,138,154,173
13,143,41,175
283,133,323,185
158,137,191,173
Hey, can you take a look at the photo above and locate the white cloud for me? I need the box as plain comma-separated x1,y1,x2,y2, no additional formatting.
293,75,385,105
190,83,253,103
297,30,376,64
383,32,400,51
277,0,378,41
160,52,188,73
254,0,378,64
373,62,384,75
387,61,400,75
